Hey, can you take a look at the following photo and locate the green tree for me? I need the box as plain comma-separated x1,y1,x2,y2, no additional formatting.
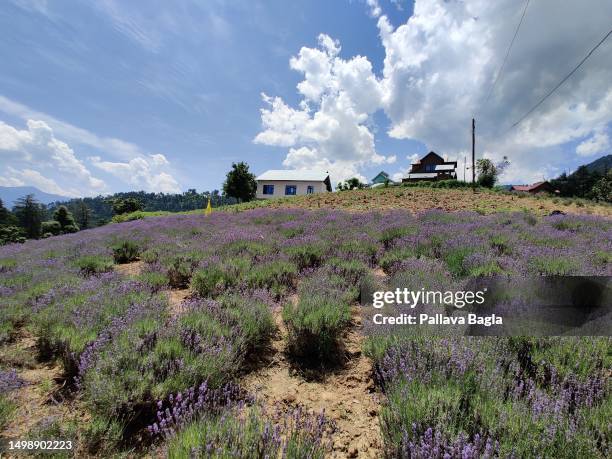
41,220,62,236
0,198,13,226
223,162,257,202
590,171,612,203
53,205,79,232
73,200,91,229
111,198,143,215
13,194,43,239
0,226,26,245
476,156,509,188
337,177,366,191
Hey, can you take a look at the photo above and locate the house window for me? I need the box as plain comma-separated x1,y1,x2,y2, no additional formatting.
262,184,274,195
285,185,297,195
307,185,314,194
425,164,435,172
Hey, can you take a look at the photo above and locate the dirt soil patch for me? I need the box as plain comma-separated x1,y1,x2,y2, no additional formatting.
244,300,382,458
165,288,192,317
0,331,86,450
256,187,611,217
114,260,144,277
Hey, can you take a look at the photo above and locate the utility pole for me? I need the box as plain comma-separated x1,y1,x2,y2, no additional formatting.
471,118,476,190
463,156,466,182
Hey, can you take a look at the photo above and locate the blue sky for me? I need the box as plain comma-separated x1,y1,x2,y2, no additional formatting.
1,0,611,196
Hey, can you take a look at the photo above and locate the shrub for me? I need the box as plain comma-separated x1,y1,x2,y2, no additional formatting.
0,226,26,245
167,406,329,459
246,260,297,293
218,294,274,351
74,255,114,276
490,234,512,255
41,220,61,236
283,274,351,358
286,244,325,270
191,266,234,298
167,255,201,288
138,271,168,292
110,240,140,264
380,247,417,273
337,239,379,264
444,247,475,277
325,257,369,286
283,292,351,358
529,257,577,275
63,224,79,234
141,248,160,264
111,198,143,215
379,226,416,248
221,240,271,258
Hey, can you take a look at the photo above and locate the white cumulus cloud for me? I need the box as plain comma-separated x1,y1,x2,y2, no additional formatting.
90,154,180,193
256,0,612,184
254,33,393,183
0,119,107,194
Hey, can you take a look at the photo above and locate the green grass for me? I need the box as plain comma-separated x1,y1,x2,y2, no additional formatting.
285,243,325,270
0,394,16,430
529,257,577,275
168,406,328,459
137,271,168,292
245,260,297,297
74,255,114,276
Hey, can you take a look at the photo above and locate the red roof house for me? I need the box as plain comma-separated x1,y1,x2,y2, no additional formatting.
510,181,558,194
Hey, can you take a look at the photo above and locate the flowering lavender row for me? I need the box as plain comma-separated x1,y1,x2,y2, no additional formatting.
160,398,331,459
0,368,27,394
375,337,611,457
0,208,610,455
148,380,244,438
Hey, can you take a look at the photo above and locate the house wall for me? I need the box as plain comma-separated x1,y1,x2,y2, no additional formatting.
256,180,328,199
411,155,445,173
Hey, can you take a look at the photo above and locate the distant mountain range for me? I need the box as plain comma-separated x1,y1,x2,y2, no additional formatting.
583,154,611,174
0,186,70,207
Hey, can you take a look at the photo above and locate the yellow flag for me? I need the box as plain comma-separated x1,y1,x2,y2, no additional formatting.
205,198,212,216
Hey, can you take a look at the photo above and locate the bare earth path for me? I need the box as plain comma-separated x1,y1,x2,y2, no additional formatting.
0,330,87,455
243,299,383,458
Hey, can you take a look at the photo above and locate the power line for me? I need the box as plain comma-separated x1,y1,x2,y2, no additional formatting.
483,0,530,106
510,26,612,130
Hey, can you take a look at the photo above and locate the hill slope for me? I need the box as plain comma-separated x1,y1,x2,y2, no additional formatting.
224,186,611,217
584,154,612,174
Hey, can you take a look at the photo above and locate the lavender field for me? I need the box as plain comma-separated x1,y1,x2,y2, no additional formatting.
0,208,610,458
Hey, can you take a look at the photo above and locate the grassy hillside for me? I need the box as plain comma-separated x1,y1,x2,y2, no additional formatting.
113,186,611,223
1,207,610,457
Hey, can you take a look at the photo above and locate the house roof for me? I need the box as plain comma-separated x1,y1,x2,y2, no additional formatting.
372,171,390,179
256,170,329,182
421,151,445,162
510,181,550,192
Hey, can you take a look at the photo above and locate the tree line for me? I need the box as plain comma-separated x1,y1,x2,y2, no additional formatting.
0,195,81,244
0,162,261,245
550,165,611,202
